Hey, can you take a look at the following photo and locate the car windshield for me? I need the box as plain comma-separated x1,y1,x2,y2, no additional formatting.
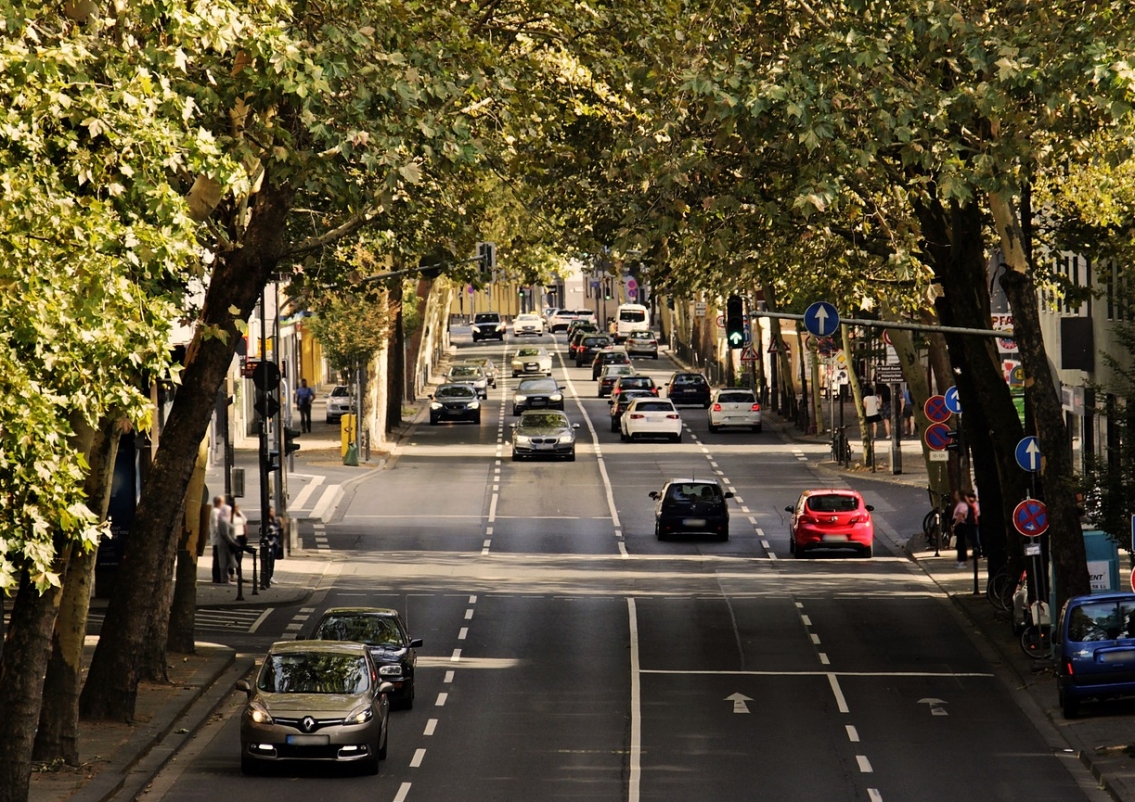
449,367,480,378
635,401,674,412
258,652,370,694
806,495,860,513
516,348,543,357
474,314,500,323
519,413,569,429
1067,600,1135,642
620,377,653,388
436,385,476,399
667,483,722,502
606,366,634,376
518,380,557,393
331,386,349,397
314,615,402,648
718,392,754,403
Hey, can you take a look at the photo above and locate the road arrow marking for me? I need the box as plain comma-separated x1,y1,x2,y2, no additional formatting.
918,697,949,716
725,692,752,713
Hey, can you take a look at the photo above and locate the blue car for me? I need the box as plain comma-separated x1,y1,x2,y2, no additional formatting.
1056,592,1135,718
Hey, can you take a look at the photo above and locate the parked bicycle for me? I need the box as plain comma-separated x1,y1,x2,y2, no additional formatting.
921,490,953,554
1020,600,1052,660
830,427,852,465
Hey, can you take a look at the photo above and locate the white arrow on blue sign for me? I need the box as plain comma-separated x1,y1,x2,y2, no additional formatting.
944,386,962,415
804,301,840,338
1015,436,1042,473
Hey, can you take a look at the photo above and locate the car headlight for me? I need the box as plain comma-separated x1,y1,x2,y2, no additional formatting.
378,664,403,677
558,435,574,444
430,402,443,410
550,394,563,402
346,704,374,725
248,700,273,725
468,401,480,409
514,435,531,445
514,395,527,403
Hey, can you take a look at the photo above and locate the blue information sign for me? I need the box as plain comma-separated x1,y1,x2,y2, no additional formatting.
944,386,962,415
1015,436,1042,473
803,301,840,338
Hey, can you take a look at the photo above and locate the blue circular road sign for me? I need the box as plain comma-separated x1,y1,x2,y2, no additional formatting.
944,386,962,415
804,301,840,338
1015,436,1042,473
924,395,951,424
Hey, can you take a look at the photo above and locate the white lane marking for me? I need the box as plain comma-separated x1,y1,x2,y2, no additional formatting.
628,598,642,802
424,719,438,736
638,669,995,678
801,615,812,626
443,671,455,683
450,649,462,662
701,447,709,453
469,595,477,604
248,608,274,634
760,540,771,550
436,693,448,707
618,541,629,558
795,602,804,609
846,725,859,742
482,540,491,548
857,755,873,773
819,653,830,665
488,493,498,523
811,634,821,645
465,609,474,620
290,475,325,510
410,748,426,768
755,527,765,537
828,674,850,713
285,622,303,631
768,551,778,561
308,484,342,522
485,527,493,536
749,516,758,524
458,627,468,640
710,462,719,468
868,789,883,802
741,506,750,513
393,783,411,802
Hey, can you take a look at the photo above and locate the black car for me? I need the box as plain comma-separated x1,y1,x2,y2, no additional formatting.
574,334,613,367
471,312,506,342
512,378,565,415
591,347,631,380
428,383,481,424
608,389,654,432
511,410,579,461
308,607,422,710
665,372,712,407
649,479,734,541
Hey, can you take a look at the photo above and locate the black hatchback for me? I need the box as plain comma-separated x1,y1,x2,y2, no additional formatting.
574,334,612,367
665,372,711,407
308,606,423,709
650,479,734,541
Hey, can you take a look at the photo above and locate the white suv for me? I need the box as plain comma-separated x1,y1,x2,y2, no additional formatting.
548,309,579,333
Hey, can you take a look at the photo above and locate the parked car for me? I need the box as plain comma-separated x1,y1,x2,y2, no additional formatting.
608,389,654,432
610,375,659,403
462,357,498,387
1056,592,1135,719
665,371,712,407
237,640,392,775
620,397,682,442
428,384,481,425
512,377,564,415
471,311,506,342
307,607,422,710
786,489,875,558
625,330,659,359
591,347,631,380
326,384,353,423
598,364,636,397
510,346,553,377
445,364,489,399
573,333,613,367
510,410,579,461
649,479,734,541
512,313,546,336
708,388,762,433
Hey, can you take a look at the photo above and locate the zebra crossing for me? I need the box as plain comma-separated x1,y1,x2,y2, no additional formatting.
84,606,274,634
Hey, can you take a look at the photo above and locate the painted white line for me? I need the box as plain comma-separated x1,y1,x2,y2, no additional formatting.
443,671,455,683
435,692,448,707
393,782,411,802
846,725,859,742
710,462,719,468
795,602,804,609
801,615,812,626
628,598,642,802
410,748,426,768
482,539,492,548
285,622,303,631
290,475,325,510
857,755,873,773
458,627,468,640
819,653,830,665
755,527,764,537
619,541,629,558
868,789,883,802
828,674,850,713
488,493,498,523
760,540,770,549
811,634,821,645
469,595,477,604
424,719,438,736
481,547,490,556
768,551,778,561
741,507,750,513
450,649,462,662
485,527,493,535
248,608,274,634
465,609,474,620
308,484,343,522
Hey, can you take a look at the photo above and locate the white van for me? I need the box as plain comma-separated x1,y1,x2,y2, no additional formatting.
614,303,650,342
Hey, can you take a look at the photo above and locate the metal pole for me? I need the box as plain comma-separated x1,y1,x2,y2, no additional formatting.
257,288,272,592
890,381,902,475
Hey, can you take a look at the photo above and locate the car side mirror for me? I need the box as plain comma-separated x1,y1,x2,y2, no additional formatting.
236,680,252,696
377,681,396,696
428,394,435,400
409,638,423,648
572,424,580,429
724,492,734,499
608,400,614,405
866,505,875,512
785,506,794,513
509,423,517,429
649,491,661,500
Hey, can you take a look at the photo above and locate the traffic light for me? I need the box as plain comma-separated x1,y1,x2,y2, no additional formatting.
726,295,744,349
604,280,612,301
477,241,496,275
284,427,301,455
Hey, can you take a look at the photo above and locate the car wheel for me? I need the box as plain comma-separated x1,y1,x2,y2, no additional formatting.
794,542,807,559
788,537,795,554
861,543,873,558
620,430,630,443
718,529,729,542
511,452,522,461
429,415,439,425
652,354,658,360
702,401,711,409
611,419,619,432
567,449,576,462
708,423,719,433
512,407,520,416
473,413,482,425
1059,687,1078,719
753,424,763,433
377,718,389,761
673,432,682,443
240,753,259,776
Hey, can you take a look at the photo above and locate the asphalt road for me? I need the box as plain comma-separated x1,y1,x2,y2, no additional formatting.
149,332,1105,802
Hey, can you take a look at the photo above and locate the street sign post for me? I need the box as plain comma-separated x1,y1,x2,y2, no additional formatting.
1015,436,1042,473
740,345,759,362
874,364,904,383
924,395,951,423
803,301,840,337
924,422,952,451
1013,499,1049,537
944,386,962,415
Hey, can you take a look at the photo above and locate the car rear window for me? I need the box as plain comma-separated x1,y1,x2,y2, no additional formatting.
637,401,674,412
1067,600,1135,642
719,392,754,403
806,495,859,513
667,483,722,501
673,374,706,385
621,377,652,388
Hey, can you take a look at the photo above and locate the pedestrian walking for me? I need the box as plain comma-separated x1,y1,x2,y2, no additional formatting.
951,490,980,567
209,496,225,583
296,378,315,433
901,386,915,437
260,506,284,589
230,499,252,575
862,388,883,439
215,499,238,582
875,383,892,439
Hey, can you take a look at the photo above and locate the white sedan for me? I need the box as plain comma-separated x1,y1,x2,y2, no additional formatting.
707,388,762,433
510,346,553,377
512,313,546,336
620,398,683,443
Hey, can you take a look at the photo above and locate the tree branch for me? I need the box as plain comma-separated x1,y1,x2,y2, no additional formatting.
283,208,380,258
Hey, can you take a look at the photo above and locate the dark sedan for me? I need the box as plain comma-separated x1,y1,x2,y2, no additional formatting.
650,479,734,541
608,389,654,432
512,378,564,415
429,383,481,425
610,375,659,403
598,364,636,397
591,347,631,380
511,410,579,461
573,334,613,367
308,607,422,710
665,371,712,407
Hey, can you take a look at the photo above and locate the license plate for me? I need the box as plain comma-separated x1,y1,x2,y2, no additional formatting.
683,518,706,527
821,535,848,542
525,363,537,369
1099,651,1135,664
286,734,329,746
535,442,554,450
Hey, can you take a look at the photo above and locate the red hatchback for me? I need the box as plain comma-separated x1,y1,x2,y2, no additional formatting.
786,489,875,558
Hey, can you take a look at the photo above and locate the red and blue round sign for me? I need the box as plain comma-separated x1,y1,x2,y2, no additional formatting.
924,395,951,424
924,422,952,451
1012,499,1049,538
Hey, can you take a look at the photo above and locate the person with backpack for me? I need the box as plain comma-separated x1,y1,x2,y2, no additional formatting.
951,490,980,568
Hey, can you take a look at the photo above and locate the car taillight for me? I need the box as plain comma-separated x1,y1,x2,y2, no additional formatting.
750,403,761,411
849,515,865,524
651,389,659,395
629,413,644,419
712,403,723,411
666,414,679,419
1065,660,1074,676
800,515,818,525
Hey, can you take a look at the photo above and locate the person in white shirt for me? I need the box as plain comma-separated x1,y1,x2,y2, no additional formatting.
862,390,882,438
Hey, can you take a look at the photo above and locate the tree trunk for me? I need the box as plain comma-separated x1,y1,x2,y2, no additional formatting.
168,438,210,655
885,324,946,497
33,418,121,765
387,280,405,433
142,497,182,683
80,183,294,723
841,324,868,461
990,191,1090,605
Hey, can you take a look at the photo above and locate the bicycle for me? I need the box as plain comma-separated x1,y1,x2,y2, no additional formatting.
986,566,1026,613
1019,600,1052,660
922,491,952,553
830,427,852,465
